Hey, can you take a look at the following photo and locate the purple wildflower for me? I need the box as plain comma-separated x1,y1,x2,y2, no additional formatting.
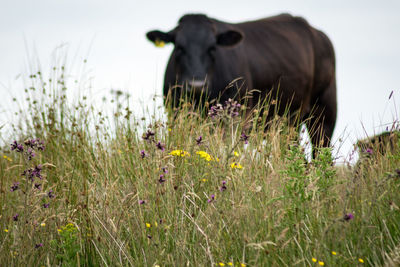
34,183,42,190
35,243,43,249
196,136,203,145
13,214,19,221
139,200,146,205
240,132,249,144
224,98,241,117
208,194,215,203
208,103,224,118
43,203,50,208
47,189,55,199
11,141,24,152
162,167,168,174
140,150,147,159
10,182,20,192
158,174,166,183
343,213,354,221
26,148,36,160
156,141,165,151
142,130,155,141
364,148,373,155
220,181,227,192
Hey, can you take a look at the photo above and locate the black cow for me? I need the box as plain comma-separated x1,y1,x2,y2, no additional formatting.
146,13,337,154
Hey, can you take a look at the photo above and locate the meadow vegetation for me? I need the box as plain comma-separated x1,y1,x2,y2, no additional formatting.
1,62,400,266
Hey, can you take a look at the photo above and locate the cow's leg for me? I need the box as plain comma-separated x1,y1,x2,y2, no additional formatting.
305,80,337,159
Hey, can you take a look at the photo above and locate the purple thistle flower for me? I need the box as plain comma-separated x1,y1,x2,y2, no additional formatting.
11,141,24,152
343,213,354,221
35,243,43,249
158,174,166,183
139,200,146,205
208,194,215,203
10,182,20,192
162,167,168,174
156,141,165,151
142,130,155,141
240,132,249,144
48,189,55,199
26,148,36,160
13,214,19,221
196,136,203,145
220,181,227,192
140,150,147,159
43,203,50,208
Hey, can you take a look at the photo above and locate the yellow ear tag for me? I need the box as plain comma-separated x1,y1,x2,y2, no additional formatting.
155,39,165,48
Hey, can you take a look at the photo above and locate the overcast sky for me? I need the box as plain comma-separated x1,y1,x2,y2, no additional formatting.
1,0,399,162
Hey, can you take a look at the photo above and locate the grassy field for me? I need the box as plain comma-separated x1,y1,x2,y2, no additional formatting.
1,65,400,266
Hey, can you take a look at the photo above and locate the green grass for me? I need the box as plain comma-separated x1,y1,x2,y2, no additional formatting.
1,64,400,266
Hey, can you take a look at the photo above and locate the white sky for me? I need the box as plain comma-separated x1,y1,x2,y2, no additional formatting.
1,0,399,162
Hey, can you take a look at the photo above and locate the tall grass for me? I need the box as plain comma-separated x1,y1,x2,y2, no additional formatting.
1,62,400,266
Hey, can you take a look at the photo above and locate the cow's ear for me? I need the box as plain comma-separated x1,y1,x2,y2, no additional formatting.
146,30,175,46
216,30,243,46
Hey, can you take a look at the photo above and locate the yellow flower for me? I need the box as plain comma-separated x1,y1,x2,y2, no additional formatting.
218,263,225,266
230,162,243,169
331,251,337,255
201,178,208,182
196,151,214,161
234,151,239,157
146,223,151,228
318,261,324,266
40,223,46,227
227,262,233,266
169,150,190,157
57,229,62,233
3,155,12,162
168,128,172,132
4,229,8,233
359,258,364,263
155,39,165,48
240,264,246,267
312,258,317,263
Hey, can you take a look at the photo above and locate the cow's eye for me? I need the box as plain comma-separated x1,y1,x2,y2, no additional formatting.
208,46,216,57
175,45,185,56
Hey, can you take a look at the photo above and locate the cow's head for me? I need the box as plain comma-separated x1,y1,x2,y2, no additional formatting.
146,14,243,93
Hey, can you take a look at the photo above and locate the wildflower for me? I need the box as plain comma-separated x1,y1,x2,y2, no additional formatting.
10,182,20,192
228,262,233,266
156,141,165,151
208,194,215,203
139,200,146,205
240,264,246,267
158,174,166,183
48,189,55,199
230,162,243,169
318,261,324,266
26,148,36,160
4,229,8,233
240,132,249,144
312,258,317,263
201,178,208,182
196,135,203,145
57,229,62,233
234,151,239,157
35,243,43,249
162,167,168,173
34,183,42,190
11,141,24,152
218,263,225,266
170,150,190,157
142,130,155,141
43,203,50,208
3,155,12,162
13,214,19,221
40,223,46,227
343,213,354,221
359,258,364,263
364,148,373,155
146,223,151,228
24,138,45,150
332,251,337,255
224,98,241,117
220,180,227,192
140,150,147,159
208,103,224,118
